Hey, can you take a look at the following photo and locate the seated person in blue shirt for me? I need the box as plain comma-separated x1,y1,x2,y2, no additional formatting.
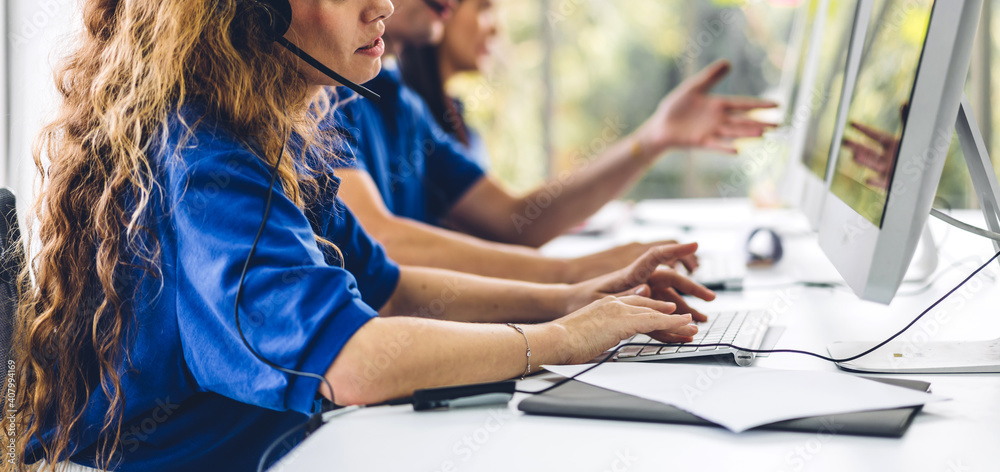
13,0,713,471
331,0,776,283
399,0,497,168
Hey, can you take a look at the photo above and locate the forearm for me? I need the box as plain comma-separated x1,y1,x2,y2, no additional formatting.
496,134,656,247
336,168,572,283
381,266,569,323
374,216,573,283
324,316,566,405
449,60,777,247
327,278,705,405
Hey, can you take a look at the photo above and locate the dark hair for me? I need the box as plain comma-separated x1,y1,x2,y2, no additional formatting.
399,43,470,146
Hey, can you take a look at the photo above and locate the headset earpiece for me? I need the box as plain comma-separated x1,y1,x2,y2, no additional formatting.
256,0,293,41
250,0,381,101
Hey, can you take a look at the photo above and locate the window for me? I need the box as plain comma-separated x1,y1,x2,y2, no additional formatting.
452,1,796,198
6,0,79,206
456,0,1000,207
1,2,8,187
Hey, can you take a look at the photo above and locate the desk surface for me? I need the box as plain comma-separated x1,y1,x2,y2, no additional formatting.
272,200,1000,472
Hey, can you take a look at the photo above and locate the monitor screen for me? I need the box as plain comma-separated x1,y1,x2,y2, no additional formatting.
784,0,821,126
800,0,861,181
829,0,935,227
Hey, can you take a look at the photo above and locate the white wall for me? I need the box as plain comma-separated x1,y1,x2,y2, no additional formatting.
1,2,8,188
7,0,79,222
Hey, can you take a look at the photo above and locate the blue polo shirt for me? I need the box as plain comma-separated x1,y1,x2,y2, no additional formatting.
328,66,487,225
27,107,400,471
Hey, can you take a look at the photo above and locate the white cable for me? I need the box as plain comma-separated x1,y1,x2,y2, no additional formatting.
930,208,1000,242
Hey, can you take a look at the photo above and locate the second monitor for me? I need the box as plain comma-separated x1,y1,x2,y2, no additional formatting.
818,0,983,304
782,0,872,228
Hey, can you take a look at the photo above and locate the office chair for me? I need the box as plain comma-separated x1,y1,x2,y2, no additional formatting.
0,188,26,368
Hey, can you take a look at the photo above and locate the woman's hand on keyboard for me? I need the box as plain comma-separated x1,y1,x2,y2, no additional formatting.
566,242,716,322
547,295,698,365
564,239,700,283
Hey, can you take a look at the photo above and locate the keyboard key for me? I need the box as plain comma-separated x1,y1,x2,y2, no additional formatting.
733,334,757,349
658,345,681,354
617,345,643,358
620,310,768,363
639,345,663,356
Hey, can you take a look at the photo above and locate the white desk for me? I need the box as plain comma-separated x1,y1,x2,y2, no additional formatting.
273,200,1000,472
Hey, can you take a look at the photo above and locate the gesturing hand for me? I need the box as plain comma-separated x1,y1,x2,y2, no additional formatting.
638,60,777,155
841,121,900,191
567,239,699,283
568,242,717,322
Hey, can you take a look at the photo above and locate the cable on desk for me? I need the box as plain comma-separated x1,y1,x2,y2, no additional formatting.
740,255,989,297
257,408,367,471
259,213,1000,466
895,255,985,296
931,208,1000,242
737,281,843,291
931,198,955,249
257,420,310,472
516,248,1000,397
241,130,339,471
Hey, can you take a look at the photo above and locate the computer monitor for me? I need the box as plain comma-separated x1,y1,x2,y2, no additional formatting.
818,0,981,304
819,0,1000,374
776,0,822,207
783,0,872,228
780,0,819,129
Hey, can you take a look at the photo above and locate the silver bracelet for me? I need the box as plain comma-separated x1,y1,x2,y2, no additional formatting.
507,323,531,380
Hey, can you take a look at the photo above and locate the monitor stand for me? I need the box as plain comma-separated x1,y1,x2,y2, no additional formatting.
828,95,1000,373
902,224,940,283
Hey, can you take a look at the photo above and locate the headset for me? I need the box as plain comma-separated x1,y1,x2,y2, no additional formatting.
256,0,381,101
231,2,386,466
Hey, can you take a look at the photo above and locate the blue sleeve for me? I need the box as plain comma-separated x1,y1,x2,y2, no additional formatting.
313,197,400,311
418,99,487,219
167,141,377,415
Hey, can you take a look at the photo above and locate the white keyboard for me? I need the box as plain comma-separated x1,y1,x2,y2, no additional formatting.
616,310,769,366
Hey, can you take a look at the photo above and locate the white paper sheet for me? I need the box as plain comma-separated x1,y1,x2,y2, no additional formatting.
544,363,947,432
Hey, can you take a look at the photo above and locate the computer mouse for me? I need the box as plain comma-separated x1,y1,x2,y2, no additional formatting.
746,228,784,266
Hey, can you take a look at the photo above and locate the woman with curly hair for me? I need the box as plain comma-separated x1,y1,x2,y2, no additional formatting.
9,0,710,470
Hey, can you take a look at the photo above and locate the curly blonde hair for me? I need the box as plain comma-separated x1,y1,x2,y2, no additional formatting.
9,0,338,469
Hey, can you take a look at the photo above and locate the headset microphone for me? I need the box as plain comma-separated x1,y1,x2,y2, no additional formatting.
259,0,381,102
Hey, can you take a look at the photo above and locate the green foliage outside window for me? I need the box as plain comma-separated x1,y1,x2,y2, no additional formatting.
448,0,996,209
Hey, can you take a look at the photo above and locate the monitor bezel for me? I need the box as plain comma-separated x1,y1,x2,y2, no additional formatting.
789,0,873,229
778,0,826,211
776,2,814,126
818,0,983,303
